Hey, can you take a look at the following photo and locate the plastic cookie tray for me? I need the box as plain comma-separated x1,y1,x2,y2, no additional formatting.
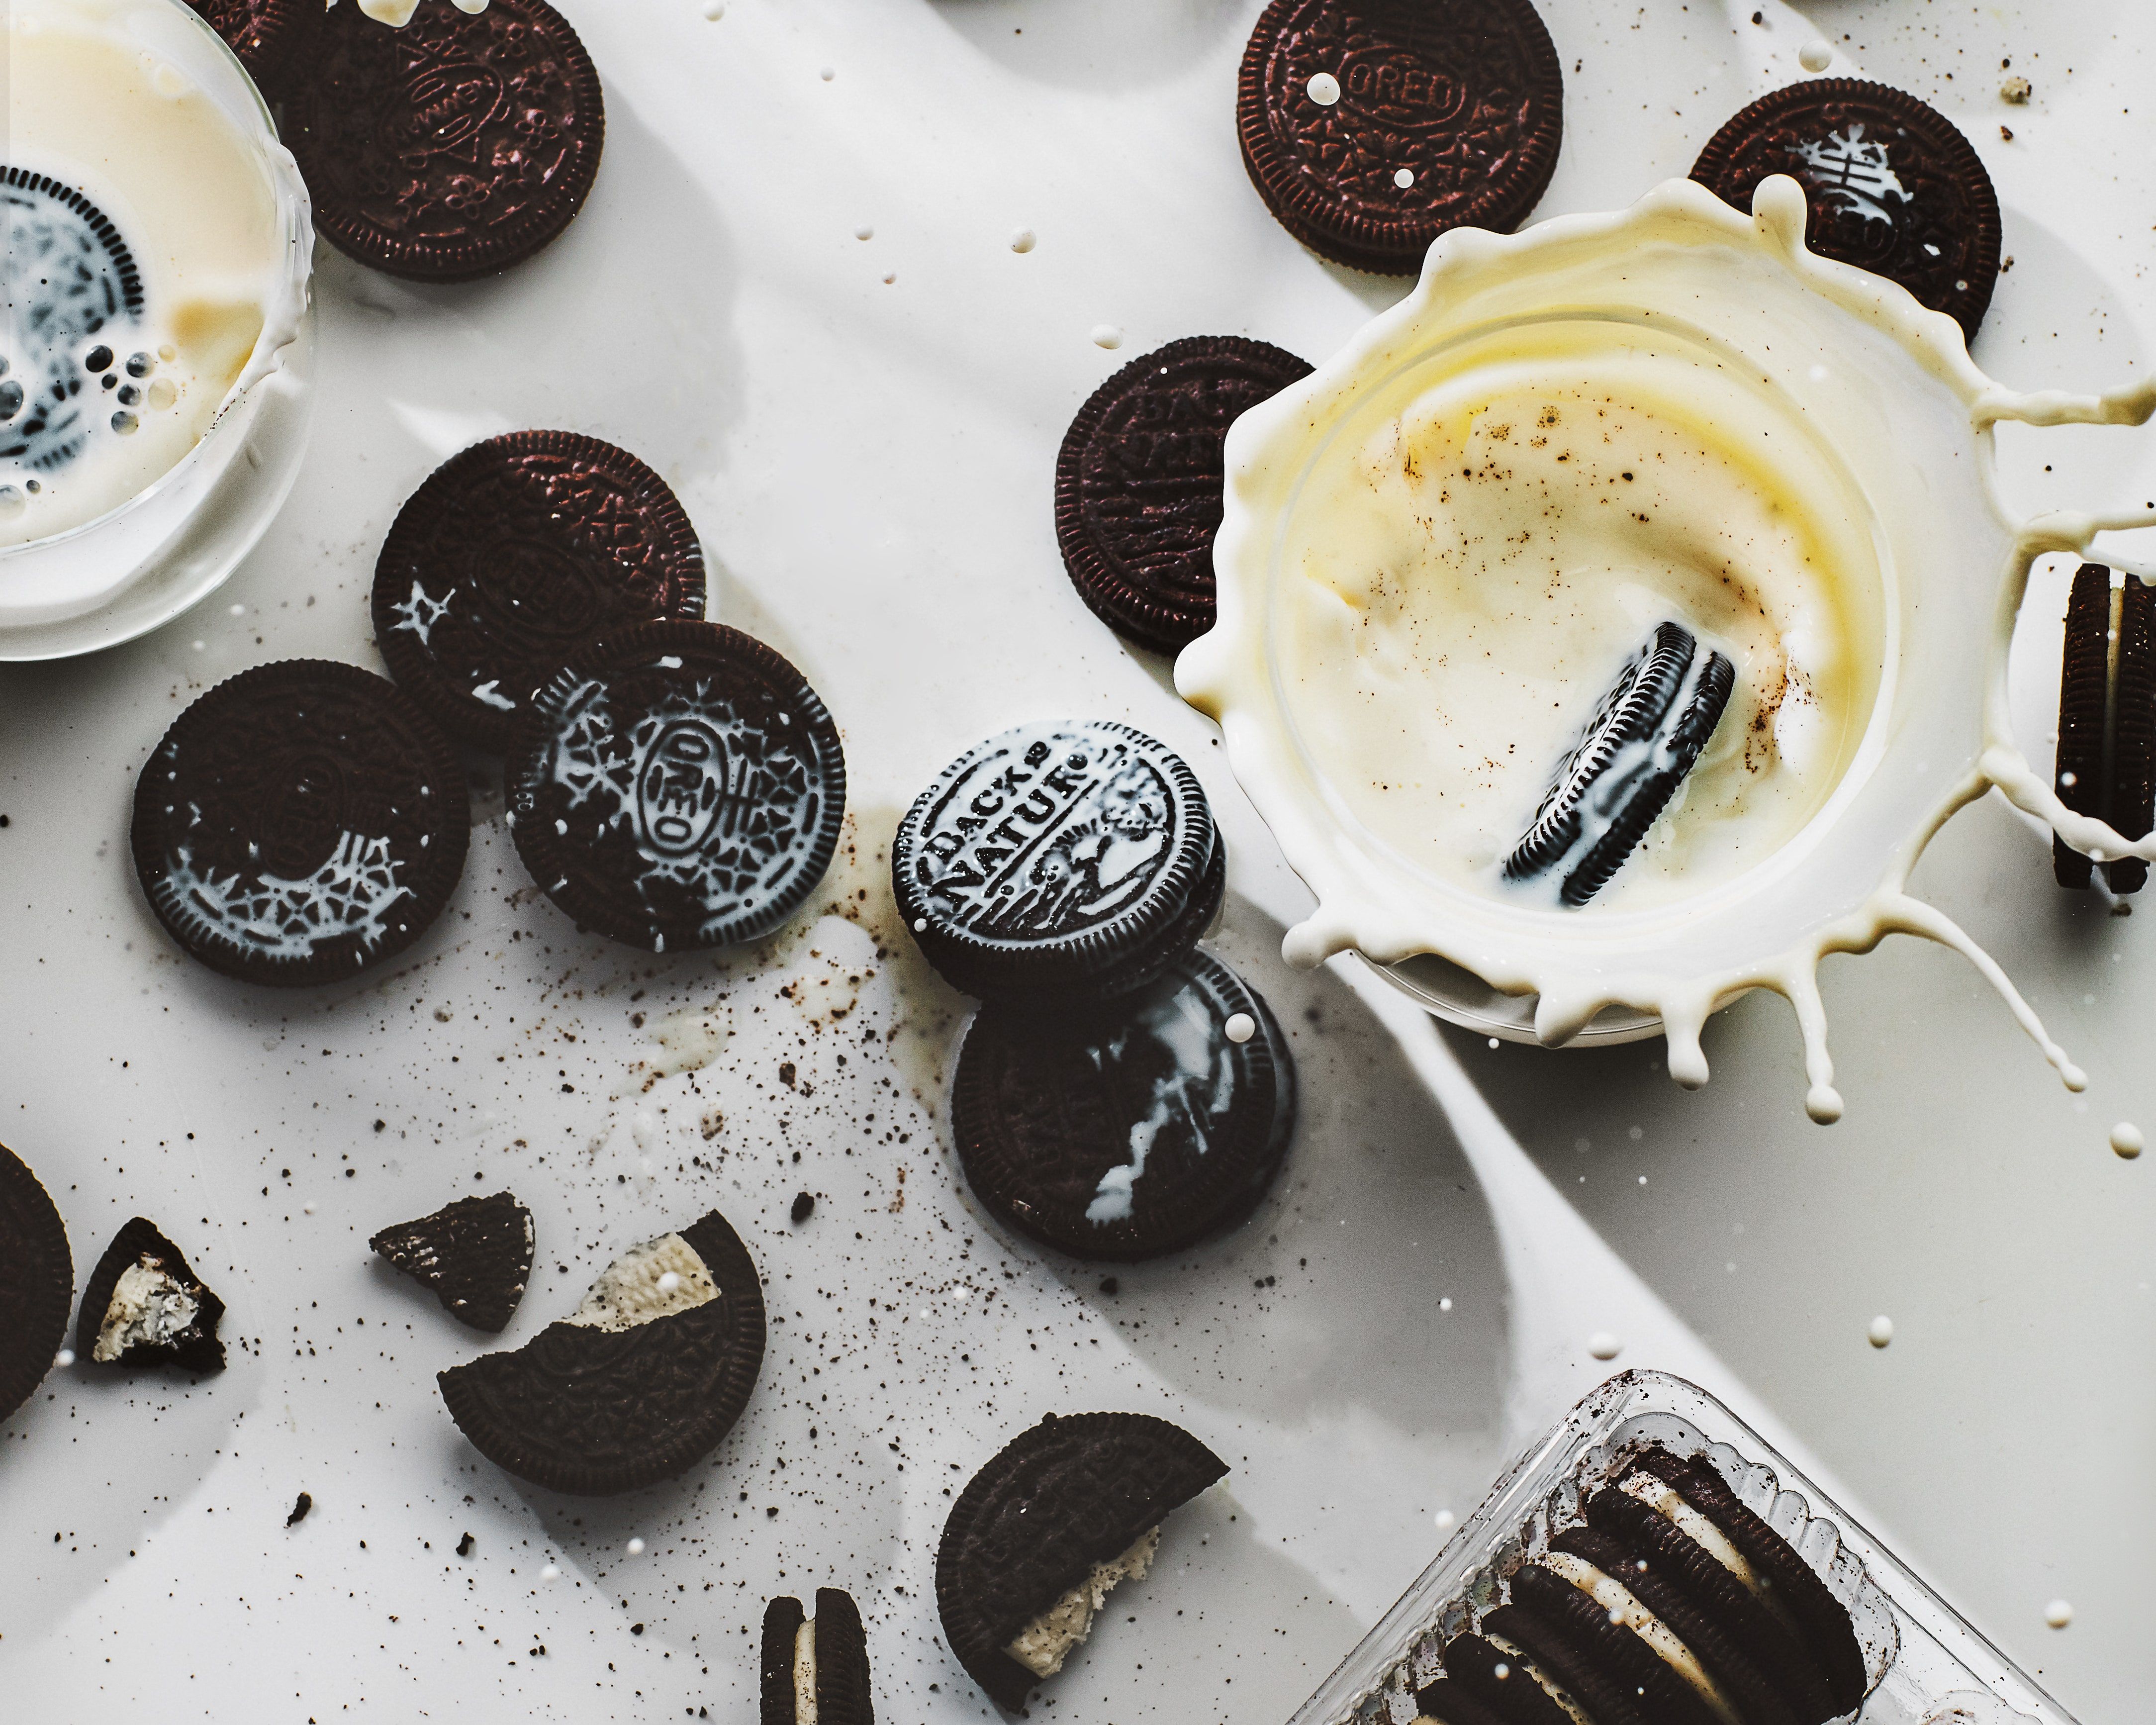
1288,1371,2077,1725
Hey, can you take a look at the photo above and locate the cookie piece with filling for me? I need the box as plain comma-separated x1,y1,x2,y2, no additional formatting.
936,1410,1226,1711
0,1142,74,1424
371,1191,535,1333
437,1209,764,1495
2054,562,2156,893
760,1588,874,1725
1440,1629,1577,1725
75,1218,226,1375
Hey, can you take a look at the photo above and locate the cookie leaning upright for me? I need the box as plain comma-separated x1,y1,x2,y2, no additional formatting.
1691,79,2001,341
506,620,845,952
893,720,1221,1002
131,661,469,986
761,1588,875,1725
2054,561,2156,893
0,1142,73,1427
284,0,604,282
937,1411,1227,1712
1054,337,1312,654
374,433,706,753
1237,0,1565,275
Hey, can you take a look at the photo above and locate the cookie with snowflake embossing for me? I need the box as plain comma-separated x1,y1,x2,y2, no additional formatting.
131,661,469,986
373,432,706,753
506,621,845,952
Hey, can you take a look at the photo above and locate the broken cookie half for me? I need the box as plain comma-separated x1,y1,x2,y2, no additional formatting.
76,1218,226,1375
436,1208,764,1495
936,1410,1226,1711
371,1191,534,1332
761,1587,874,1725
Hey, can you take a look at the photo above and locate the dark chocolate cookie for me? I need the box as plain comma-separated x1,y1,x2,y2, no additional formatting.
506,621,845,952
374,432,706,752
1482,1603,1647,1725
437,1208,765,1495
1238,0,1565,275
132,661,469,987
371,1191,535,1333
1441,1630,1575,1725
1054,337,1313,653
285,0,605,283
0,1142,73,1427
952,950,1295,1261
937,1410,1226,1712
1509,1564,1713,1725
185,0,319,94
762,1589,875,1725
1412,1678,1508,1725
1691,79,2001,341
893,720,1218,1001
2054,562,2155,893
76,1218,226,1375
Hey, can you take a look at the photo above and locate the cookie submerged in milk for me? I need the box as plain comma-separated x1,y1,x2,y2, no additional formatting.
951,950,1296,1261
76,1218,226,1375
437,1209,764,1495
371,1191,535,1333
761,1588,874,1725
936,1411,1227,1712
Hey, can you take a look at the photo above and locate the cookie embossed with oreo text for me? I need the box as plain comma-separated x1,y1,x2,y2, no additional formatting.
131,661,470,986
893,721,1220,1001
1055,337,1313,653
1691,79,2001,340
0,1142,73,1427
374,432,707,751
285,0,605,282
506,621,846,952
1238,0,1565,274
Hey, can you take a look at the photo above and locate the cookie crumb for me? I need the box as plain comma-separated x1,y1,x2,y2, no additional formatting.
2001,76,2032,103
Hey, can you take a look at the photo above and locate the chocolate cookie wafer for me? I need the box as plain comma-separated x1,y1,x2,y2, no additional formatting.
761,1588,874,1725
77,1218,227,1375
2054,561,2155,892
185,0,320,94
1238,0,1565,275
1054,336,1312,653
371,1191,535,1333
0,1142,73,1427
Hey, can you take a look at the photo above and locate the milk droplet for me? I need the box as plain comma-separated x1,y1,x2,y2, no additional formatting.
228,602,245,616
627,1537,646,1556
2044,1598,2072,1629
541,1564,560,1580
1394,167,1415,189
2110,1121,2143,1158
1010,227,1036,254
1487,1037,1500,1049
1799,39,1834,72
1868,1314,1894,1347
854,224,873,241
54,1348,74,1368
302,1201,318,1215
1588,1331,1622,1360
701,0,725,15
1438,1296,1453,1312
1223,1012,1256,1044
191,640,205,651
882,271,897,285
819,65,835,82
656,1272,681,1295
1434,1509,1456,1533
1091,324,1124,350
1307,71,1341,105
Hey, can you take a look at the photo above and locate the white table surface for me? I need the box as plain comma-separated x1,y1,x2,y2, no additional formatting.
2,0,2150,1718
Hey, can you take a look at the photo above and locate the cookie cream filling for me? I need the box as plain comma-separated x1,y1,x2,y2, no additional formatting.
565,1234,717,1333
792,1618,817,1725
1539,1550,1742,1725
92,1259,198,1361
1003,1526,1160,1679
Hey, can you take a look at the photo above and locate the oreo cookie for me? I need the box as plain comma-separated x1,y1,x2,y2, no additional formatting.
761,1589,874,1725
1504,622,1734,907
374,433,707,752
506,621,845,953
937,1410,1227,1711
285,0,605,283
185,0,319,94
1691,80,2002,341
1237,0,1565,275
437,1208,764,1495
371,1191,535,1333
76,1218,226,1376
132,661,469,987
893,721,1219,1002
1412,1679,1508,1725
1441,1630,1576,1725
0,1142,73,1427
1054,337,1314,653
2054,562,2155,893
952,950,1296,1261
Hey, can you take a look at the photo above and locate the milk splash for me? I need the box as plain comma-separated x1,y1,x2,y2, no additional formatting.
1182,176,2156,1123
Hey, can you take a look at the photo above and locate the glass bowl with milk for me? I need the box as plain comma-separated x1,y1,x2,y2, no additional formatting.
0,0,313,660
1181,176,2156,1120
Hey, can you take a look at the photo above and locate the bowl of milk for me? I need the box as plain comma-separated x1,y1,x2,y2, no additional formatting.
0,0,313,659
1180,176,2156,1119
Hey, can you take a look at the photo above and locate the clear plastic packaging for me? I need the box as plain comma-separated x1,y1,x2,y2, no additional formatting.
1288,1371,2077,1725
